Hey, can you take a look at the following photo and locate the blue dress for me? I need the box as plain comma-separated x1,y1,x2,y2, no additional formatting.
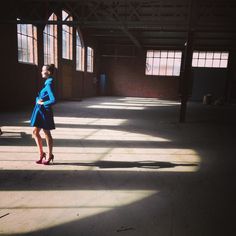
30,77,56,130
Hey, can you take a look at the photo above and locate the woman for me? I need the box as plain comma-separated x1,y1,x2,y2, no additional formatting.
30,64,56,165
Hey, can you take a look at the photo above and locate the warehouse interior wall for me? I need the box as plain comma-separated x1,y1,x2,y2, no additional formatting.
0,1,236,111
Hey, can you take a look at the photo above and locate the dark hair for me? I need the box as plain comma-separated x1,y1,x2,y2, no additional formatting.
45,64,55,75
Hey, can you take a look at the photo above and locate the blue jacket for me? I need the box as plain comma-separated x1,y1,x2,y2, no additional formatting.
36,77,56,108
30,77,56,130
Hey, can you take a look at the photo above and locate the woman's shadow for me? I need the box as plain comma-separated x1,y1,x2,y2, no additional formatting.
54,160,197,170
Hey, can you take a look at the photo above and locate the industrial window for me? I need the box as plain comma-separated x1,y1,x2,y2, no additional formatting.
87,47,94,73
17,19,38,64
43,13,58,67
192,51,229,68
146,50,182,76
62,10,73,60
76,30,84,71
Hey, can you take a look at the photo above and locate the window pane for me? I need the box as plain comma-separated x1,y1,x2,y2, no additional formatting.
76,44,84,71
173,58,181,76
206,52,213,59
62,14,73,60
147,50,153,57
205,59,213,67
87,47,91,56
221,52,229,60
161,51,167,58
168,51,174,58
22,35,27,51
159,58,167,75
153,51,160,57
21,24,27,35
174,52,181,58
17,33,22,48
192,58,198,67
18,45,23,61
43,14,57,66
152,58,159,75
76,33,81,46
220,60,228,68
87,47,94,72
17,24,21,33
198,59,205,67
199,52,206,59
166,58,174,75
27,25,33,37
62,10,68,21
22,51,27,62
192,52,198,59
213,59,220,67
145,57,153,74
214,53,221,59
29,37,34,63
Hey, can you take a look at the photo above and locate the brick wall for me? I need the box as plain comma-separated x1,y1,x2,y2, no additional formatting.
100,50,180,100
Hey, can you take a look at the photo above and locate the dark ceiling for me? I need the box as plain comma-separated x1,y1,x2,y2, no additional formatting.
3,0,236,49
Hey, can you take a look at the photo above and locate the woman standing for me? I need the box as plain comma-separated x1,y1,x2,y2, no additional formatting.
30,64,56,165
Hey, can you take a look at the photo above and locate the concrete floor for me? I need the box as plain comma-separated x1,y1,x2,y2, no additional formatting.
0,96,235,236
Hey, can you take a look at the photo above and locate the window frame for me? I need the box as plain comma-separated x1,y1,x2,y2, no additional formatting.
62,10,73,60
76,30,85,71
192,51,229,68
17,19,38,65
43,13,58,67
87,46,94,73
145,50,182,77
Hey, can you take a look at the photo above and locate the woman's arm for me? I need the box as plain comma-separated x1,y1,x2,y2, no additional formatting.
42,83,56,106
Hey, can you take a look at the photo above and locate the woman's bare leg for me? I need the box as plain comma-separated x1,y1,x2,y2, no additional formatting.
32,127,43,156
43,129,53,157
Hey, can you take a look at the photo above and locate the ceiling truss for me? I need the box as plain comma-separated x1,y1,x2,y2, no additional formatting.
2,0,236,48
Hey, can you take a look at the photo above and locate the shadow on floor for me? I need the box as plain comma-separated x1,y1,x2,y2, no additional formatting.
53,160,198,169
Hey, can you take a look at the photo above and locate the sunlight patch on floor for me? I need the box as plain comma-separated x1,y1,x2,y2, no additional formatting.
24,117,128,126
98,102,178,107
0,190,157,235
51,128,171,142
87,104,146,110
0,145,200,172
118,97,180,106
0,105,200,173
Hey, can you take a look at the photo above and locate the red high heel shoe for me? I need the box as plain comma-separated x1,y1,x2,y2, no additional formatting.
36,152,46,164
43,154,54,165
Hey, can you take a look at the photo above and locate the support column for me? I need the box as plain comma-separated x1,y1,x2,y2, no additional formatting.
179,0,195,123
179,31,193,123
225,48,233,103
